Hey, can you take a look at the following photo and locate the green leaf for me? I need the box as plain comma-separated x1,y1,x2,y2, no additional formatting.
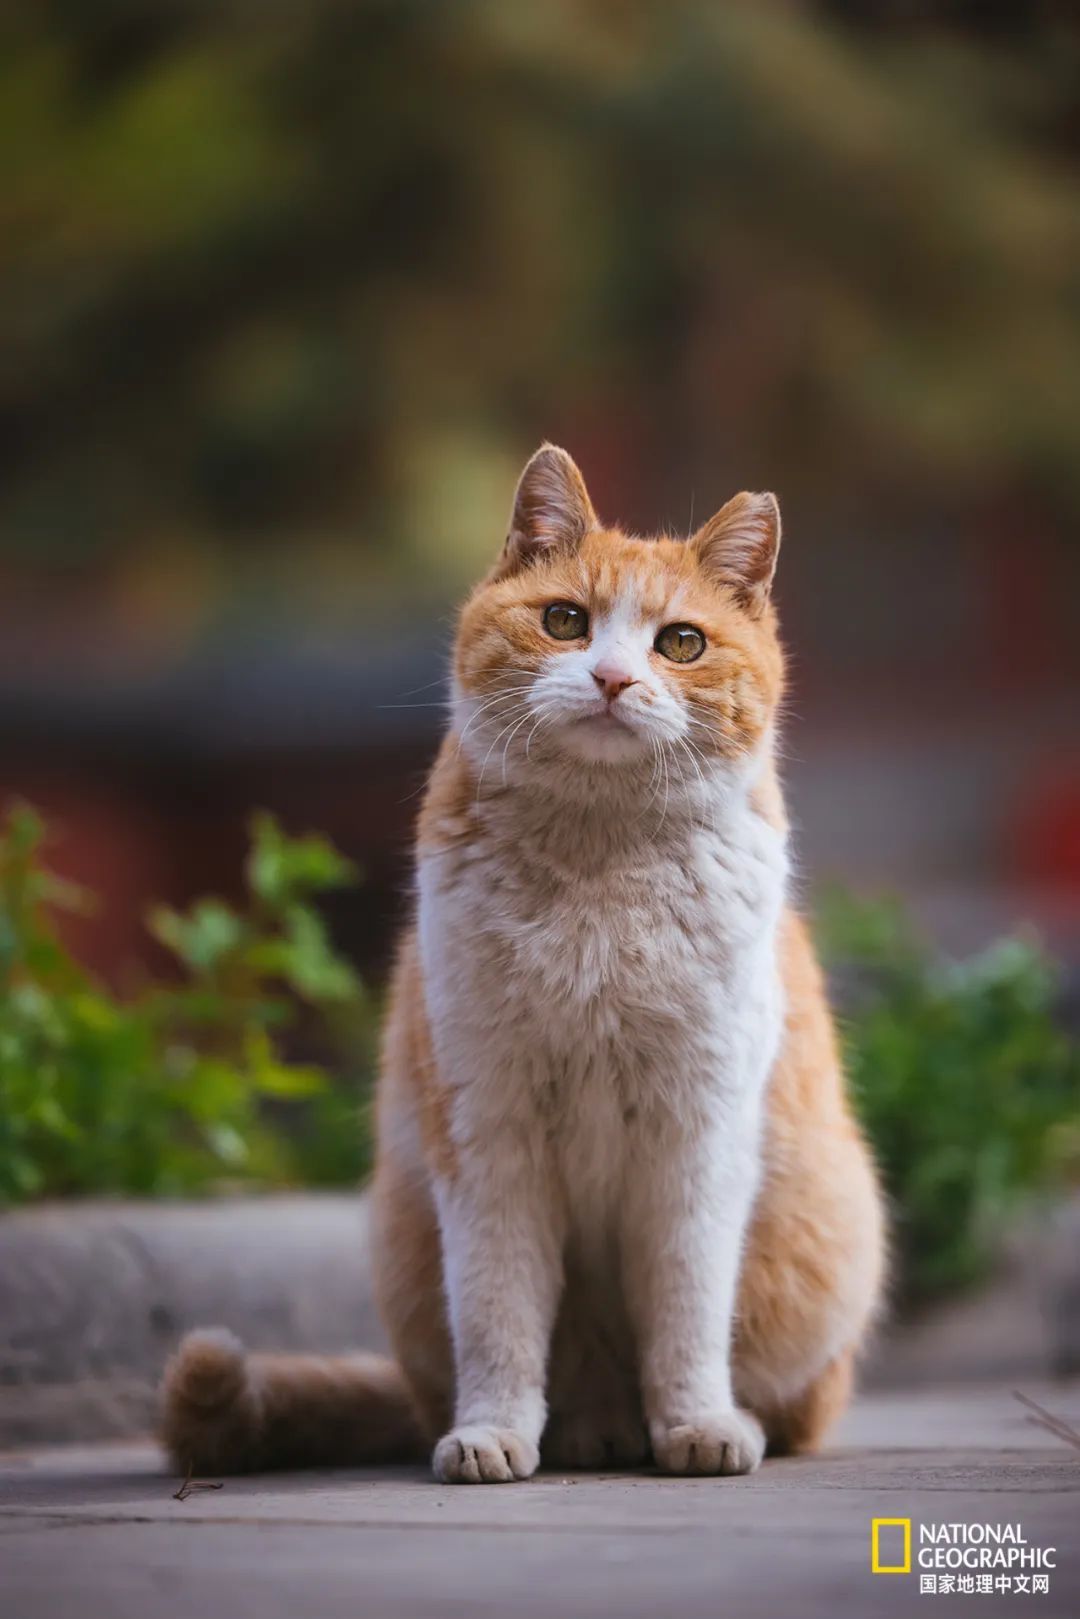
255,1061,328,1098
242,1025,327,1096
149,899,246,973
280,905,360,1002
247,813,358,908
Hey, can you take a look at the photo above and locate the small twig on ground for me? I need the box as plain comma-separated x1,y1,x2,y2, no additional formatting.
172,1460,225,1502
1012,1389,1080,1452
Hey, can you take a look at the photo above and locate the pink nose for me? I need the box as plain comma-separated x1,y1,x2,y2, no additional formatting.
591,659,637,701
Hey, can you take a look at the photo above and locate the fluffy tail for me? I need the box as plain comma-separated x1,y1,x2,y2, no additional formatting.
161,1329,426,1474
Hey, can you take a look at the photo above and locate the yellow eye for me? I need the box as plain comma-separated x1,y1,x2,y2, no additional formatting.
544,603,589,641
655,623,706,663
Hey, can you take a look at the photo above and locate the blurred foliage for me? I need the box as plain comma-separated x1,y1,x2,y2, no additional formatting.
0,805,374,1201
818,885,1080,1304
1,0,1079,643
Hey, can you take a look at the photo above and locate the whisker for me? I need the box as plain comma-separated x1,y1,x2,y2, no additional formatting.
456,690,531,750
475,708,531,800
499,709,536,786
655,742,671,837
636,740,664,824
672,734,715,835
390,674,451,699
524,704,558,760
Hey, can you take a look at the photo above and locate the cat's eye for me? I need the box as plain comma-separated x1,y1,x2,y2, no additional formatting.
655,623,706,663
544,602,589,641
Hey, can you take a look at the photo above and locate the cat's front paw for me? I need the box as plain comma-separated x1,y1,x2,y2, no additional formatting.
432,1425,539,1484
651,1409,765,1476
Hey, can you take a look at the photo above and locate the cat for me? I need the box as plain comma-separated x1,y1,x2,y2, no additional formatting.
163,445,885,1482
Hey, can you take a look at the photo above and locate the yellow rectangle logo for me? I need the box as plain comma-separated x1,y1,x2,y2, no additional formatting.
871,1518,911,1574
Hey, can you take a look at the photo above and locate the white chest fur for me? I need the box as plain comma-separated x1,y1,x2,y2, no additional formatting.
417,772,789,1213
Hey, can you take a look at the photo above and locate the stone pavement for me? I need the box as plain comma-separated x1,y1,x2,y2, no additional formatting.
1,1384,1077,1619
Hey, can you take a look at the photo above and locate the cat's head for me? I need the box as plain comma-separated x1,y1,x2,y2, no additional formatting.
453,445,784,780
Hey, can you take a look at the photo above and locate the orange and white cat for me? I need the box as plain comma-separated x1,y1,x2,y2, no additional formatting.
164,446,885,1483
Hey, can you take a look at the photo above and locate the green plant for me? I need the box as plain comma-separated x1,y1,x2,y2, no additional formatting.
817,887,1080,1304
0,805,373,1202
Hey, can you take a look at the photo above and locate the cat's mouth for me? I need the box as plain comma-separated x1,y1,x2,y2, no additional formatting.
574,706,633,731
558,704,650,763
566,709,641,744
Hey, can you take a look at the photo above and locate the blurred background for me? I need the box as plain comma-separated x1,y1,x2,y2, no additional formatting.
4,0,1079,975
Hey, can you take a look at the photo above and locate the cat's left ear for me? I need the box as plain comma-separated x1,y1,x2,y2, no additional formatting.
690,491,781,617
499,443,597,576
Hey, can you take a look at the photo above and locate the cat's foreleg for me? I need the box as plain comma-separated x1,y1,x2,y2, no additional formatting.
432,1146,563,1483
623,1104,766,1476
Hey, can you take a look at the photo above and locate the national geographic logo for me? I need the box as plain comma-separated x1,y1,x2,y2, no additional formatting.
871,1518,1058,1597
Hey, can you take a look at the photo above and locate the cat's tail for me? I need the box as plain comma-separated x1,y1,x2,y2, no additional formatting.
161,1328,426,1474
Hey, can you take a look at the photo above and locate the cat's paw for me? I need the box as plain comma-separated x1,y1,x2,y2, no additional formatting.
651,1409,765,1477
432,1425,539,1484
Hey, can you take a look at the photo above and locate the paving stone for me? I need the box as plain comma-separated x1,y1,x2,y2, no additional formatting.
0,1384,1077,1619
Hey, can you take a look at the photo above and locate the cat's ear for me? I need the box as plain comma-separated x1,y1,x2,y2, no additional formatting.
499,444,597,575
690,491,781,616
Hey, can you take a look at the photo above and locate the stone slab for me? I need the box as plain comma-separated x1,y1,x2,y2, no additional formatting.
0,1384,1077,1619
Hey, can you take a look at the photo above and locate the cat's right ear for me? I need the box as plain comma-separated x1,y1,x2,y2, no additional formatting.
497,444,597,576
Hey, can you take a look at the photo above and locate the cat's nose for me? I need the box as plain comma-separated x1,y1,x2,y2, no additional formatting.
591,659,638,701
